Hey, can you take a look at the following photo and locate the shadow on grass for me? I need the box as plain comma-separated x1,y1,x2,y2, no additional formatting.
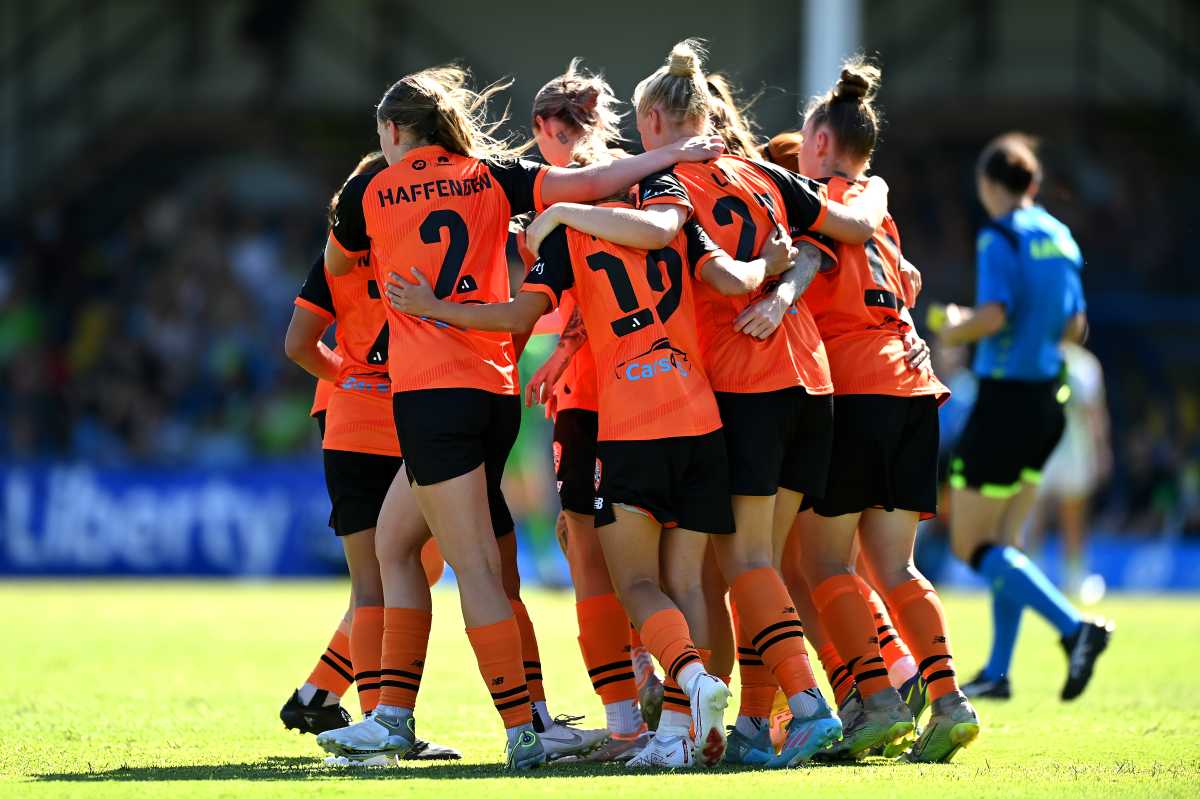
30,755,876,782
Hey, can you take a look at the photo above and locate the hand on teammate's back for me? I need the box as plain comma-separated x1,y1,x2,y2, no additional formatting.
385,269,438,317
762,225,798,277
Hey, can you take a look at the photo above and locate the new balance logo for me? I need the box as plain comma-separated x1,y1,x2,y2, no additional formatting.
492,677,505,686
783,606,795,614
934,636,947,644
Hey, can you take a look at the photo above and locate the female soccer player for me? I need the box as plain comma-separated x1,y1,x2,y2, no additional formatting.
387,160,796,766
521,61,659,761
933,133,1112,701
782,59,979,763
312,64,724,770
523,39,891,767
281,154,457,761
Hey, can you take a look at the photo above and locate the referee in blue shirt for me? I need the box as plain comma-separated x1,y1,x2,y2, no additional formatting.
933,134,1112,702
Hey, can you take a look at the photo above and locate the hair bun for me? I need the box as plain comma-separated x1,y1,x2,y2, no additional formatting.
834,68,870,101
577,85,600,113
668,51,698,77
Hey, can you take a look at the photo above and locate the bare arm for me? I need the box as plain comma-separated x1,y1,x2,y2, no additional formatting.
539,136,723,206
284,305,342,381
524,306,588,407
938,302,1007,345
699,227,795,296
732,241,825,340
385,267,549,334
324,237,357,277
526,203,687,254
813,175,889,245
1062,312,1088,345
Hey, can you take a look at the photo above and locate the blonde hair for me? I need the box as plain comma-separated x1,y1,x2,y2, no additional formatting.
375,65,530,161
803,55,883,163
634,38,712,128
532,59,625,166
705,73,761,160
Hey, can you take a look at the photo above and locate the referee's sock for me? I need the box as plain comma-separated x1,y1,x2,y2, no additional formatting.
973,544,1082,640
981,589,1024,681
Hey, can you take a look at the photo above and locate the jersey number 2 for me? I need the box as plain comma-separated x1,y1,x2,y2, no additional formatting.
419,210,470,298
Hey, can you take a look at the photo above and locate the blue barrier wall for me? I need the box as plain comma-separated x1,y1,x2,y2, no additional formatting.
0,462,342,577
3,462,1199,589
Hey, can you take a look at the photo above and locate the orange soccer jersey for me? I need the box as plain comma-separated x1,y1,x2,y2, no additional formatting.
329,145,548,397
310,377,334,417
521,212,723,442
801,177,948,400
295,252,400,456
638,158,833,395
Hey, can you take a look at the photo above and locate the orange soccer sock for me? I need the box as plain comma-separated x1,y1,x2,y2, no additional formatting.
810,575,890,699
467,617,533,729
305,619,353,697
377,607,432,710
885,578,961,701
730,568,819,699
817,643,857,707
855,574,918,686
639,608,705,688
350,606,385,714
731,599,777,719
576,594,638,704
509,600,546,704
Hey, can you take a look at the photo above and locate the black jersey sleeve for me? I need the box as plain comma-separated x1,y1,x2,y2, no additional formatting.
751,160,827,235
521,225,574,308
683,220,725,277
329,172,371,255
487,158,549,217
295,253,335,320
637,167,693,211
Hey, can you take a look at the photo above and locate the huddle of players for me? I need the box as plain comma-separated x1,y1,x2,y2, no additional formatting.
281,39,983,770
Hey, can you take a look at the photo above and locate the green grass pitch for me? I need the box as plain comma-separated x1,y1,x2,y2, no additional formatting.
2,582,1198,798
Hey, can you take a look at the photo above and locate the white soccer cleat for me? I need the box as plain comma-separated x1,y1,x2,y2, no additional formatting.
625,733,693,769
314,713,413,757
688,672,731,767
538,714,610,761
322,754,393,767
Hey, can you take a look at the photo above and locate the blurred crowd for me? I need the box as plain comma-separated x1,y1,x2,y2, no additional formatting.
1,126,1197,537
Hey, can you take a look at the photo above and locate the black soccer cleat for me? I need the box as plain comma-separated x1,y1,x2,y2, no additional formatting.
280,689,353,735
961,671,1012,700
1060,618,1114,701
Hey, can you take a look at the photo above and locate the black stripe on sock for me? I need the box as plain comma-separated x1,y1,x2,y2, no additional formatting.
855,668,890,684
524,672,543,683
490,684,529,700
380,669,421,681
587,660,631,677
759,630,806,653
327,648,353,669
356,681,380,693
523,660,541,669
668,650,698,678
378,679,421,693
750,619,803,648
919,654,951,674
925,669,956,684
321,655,354,683
668,653,700,682
832,672,854,689
495,695,532,712
876,625,894,635
737,646,759,656
738,658,765,668
592,671,636,689
664,685,687,696
663,695,691,708
879,635,897,648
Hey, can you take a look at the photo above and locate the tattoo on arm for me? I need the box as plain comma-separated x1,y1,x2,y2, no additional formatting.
785,242,826,297
558,306,588,353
